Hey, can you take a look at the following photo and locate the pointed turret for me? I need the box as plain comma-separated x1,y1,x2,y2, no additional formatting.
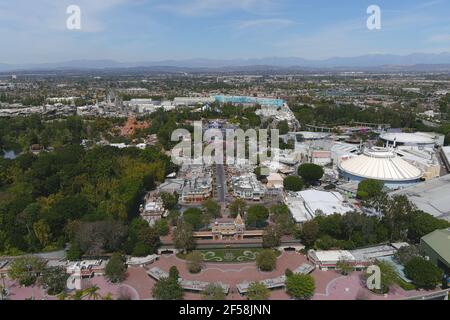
234,213,244,227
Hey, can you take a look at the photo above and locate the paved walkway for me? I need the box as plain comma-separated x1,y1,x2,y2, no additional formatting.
3,252,436,301
313,272,427,300
153,252,308,288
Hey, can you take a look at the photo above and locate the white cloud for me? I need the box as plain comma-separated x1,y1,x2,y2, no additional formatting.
0,0,131,33
429,34,450,42
157,0,276,16
235,18,294,30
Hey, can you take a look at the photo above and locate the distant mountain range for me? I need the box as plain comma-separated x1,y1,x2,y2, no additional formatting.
2,53,450,72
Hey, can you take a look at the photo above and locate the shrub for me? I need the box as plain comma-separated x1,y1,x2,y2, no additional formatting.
256,250,277,272
247,282,270,300
202,284,226,300
187,251,203,274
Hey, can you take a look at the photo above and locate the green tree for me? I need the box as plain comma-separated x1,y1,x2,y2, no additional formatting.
229,199,247,218
160,192,179,210
33,219,51,248
285,274,315,300
202,283,226,300
173,221,196,252
270,204,294,235
246,282,270,300
283,176,304,192
405,257,443,290
407,211,450,243
262,225,282,249
66,243,83,261
8,256,46,287
298,163,324,182
256,249,277,272
247,205,270,228
186,251,203,274
155,219,170,236
41,267,69,296
169,266,180,281
152,277,184,300
167,210,181,226
336,260,353,275
357,179,384,200
183,208,204,230
105,253,127,283
394,245,422,265
277,120,290,135
126,219,161,257
368,261,398,294
84,285,101,300
381,195,415,242
203,199,221,219
300,220,319,247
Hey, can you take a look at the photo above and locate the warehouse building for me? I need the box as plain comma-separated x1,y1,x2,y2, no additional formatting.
390,174,450,221
420,228,450,275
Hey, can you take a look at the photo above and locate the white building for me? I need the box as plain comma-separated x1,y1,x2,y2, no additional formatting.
173,97,215,106
266,173,284,189
232,173,266,201
140,197,168,226
286,189,355,223
380,132,444,147
339,147,423,189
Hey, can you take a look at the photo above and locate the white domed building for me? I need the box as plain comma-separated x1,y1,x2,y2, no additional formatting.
338,147,423,189
379,132,444,147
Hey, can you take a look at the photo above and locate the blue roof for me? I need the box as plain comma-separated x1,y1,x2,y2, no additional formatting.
215,95,285,107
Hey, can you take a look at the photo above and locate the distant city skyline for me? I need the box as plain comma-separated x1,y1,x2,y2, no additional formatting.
1,0,450,64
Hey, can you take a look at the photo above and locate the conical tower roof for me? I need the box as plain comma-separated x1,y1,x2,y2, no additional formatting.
234,213,244,226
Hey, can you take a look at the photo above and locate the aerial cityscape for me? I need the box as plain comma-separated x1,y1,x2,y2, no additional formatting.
0,0,449,309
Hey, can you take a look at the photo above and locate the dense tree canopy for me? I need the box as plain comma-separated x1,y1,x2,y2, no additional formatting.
357,179,384,200
298,164,324,182
173,221,196,252
203,199,221,219
105,253,127,283
8,256,46,287
295,195,449,251
229,199,247,218
246,205,270,229
41,266,69,295
152,276,184,300
0,117,173,256
283,176,304,192
405,257,443,289
183,208,205,230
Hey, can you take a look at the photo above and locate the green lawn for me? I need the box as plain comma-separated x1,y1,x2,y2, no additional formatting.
177,248,281,263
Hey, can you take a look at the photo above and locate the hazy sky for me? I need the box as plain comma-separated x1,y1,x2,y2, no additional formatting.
1,0,450,64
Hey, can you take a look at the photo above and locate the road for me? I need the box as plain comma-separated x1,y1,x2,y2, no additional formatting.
215,163,227,204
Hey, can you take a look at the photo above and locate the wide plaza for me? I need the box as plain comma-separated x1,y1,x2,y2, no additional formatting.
3,251,431,300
